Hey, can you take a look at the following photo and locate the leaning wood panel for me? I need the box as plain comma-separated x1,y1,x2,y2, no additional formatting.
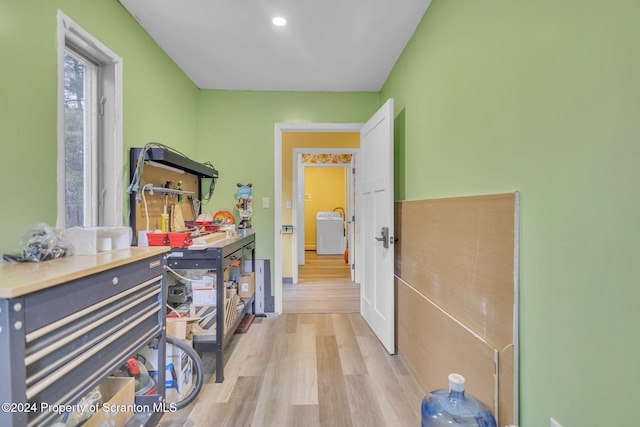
394,192,518,426
499,342,515,426
394,193,515,350
396,279,497,414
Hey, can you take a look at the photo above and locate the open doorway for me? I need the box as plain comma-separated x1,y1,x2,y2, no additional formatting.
273,123,362,314
275,99,396,350
293,149,357,284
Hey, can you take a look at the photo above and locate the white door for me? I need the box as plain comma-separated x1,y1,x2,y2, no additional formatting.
358,99,395,354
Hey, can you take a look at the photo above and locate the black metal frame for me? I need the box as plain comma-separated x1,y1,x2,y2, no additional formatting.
166,232,255,383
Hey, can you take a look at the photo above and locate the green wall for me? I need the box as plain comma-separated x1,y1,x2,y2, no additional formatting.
197,90,379,260
0,0,200,254
381,0,640,425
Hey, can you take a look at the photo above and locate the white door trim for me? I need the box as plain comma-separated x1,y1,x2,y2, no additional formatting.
293,148,358,284
274,123,363,313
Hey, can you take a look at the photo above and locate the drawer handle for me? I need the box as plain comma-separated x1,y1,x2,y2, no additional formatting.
112,277,119,285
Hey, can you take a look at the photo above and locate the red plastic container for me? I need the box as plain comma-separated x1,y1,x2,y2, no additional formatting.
147,232,168,246
195,222,220,232
168,232,191,248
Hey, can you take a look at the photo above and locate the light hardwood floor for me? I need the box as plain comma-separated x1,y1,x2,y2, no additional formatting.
283,251,359,314
160,314,423,427
159,253,422,426
297,251,351,283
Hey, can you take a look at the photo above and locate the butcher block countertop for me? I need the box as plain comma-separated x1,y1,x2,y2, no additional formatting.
0,246,170,298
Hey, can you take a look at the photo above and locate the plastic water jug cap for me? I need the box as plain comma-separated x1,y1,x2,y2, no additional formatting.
448,373,465,392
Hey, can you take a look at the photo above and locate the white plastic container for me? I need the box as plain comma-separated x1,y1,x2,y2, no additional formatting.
61,226,132,255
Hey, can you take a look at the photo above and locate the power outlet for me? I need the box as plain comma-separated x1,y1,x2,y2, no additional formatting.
550,417,562,427
262,197,269,208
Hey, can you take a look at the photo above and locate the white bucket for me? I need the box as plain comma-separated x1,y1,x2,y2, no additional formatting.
138,230,150,247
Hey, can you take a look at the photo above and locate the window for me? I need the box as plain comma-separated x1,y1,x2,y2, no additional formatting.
57,11,123,228
63,48,97,227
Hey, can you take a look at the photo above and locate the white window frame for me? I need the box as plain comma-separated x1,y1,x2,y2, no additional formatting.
57,10,123,228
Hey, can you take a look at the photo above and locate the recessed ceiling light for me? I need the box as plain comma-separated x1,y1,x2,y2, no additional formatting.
272,17,287,27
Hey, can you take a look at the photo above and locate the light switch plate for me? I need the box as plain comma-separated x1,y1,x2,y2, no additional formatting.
550,417,562,427
262,197,269,208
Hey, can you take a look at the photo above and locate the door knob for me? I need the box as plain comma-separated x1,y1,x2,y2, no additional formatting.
375,227,389,249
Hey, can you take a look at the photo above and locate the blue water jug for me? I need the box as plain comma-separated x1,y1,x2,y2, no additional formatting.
421,373,497,427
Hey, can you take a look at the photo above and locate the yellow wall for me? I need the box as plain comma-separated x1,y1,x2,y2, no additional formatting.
281,132,359,278
304,167,346,250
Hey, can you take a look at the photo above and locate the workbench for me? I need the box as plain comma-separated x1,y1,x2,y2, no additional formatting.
0,247,169,427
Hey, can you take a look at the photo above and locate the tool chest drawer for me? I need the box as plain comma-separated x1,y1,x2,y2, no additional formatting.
23,256,164,333
242,240,255,259
166,238,245,271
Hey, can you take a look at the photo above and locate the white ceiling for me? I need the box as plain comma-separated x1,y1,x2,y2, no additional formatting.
118,0,432,92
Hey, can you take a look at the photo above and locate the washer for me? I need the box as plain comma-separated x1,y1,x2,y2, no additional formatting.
316,212,345,255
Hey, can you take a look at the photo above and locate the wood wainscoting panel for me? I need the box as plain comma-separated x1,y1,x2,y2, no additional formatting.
396,278,497,415
395,193,515,350
394,192,518,426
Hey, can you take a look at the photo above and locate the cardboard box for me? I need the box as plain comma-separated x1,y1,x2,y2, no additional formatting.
191,273,216,305
83,377,134,427
238,272,255,298
166,317,194,340
62,226,132,255
139,340,194,403
165,340,194,403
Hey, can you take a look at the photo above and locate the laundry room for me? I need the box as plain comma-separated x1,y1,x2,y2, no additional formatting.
304,164,347,256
